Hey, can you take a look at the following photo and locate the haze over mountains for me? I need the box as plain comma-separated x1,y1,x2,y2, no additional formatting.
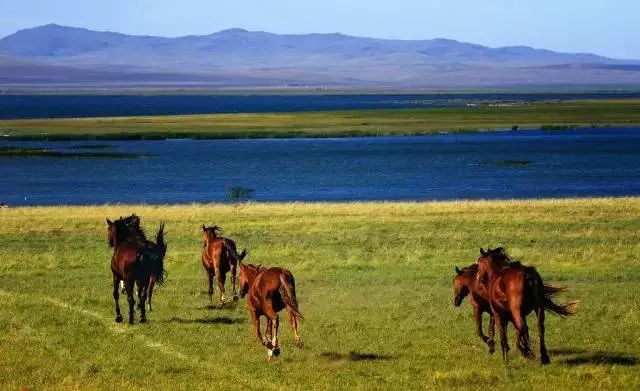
1,24,639,89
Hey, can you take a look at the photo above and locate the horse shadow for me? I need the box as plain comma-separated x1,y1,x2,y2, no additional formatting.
167,316,244,325
549,348,638,366
199,300,240,311
320,351,394,362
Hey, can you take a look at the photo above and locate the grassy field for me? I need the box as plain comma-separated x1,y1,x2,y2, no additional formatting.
0,199,639,390
2,99,640,140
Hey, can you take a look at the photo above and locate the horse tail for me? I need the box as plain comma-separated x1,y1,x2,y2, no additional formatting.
543,297,579,317
527,268,578,317
543,283,567,297
279,273,303,323
223,238,247,264
150,222,167,285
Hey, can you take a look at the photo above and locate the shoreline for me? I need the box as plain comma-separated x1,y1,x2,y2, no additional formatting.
1,99,640,141
3,196,638,209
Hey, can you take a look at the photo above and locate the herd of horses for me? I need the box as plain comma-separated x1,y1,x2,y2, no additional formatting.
107,214,577,363
108,214,302,359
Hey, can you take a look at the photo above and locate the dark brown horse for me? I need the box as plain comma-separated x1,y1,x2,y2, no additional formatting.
476,247,578,364
453,264,495,353
107,215,167,324
201,225,247,304
238,261,303,359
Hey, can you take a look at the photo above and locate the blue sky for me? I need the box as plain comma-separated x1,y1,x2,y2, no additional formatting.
0,0,638,59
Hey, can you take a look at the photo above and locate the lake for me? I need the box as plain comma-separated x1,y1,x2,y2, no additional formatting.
1,127,639,206
3,92,640,119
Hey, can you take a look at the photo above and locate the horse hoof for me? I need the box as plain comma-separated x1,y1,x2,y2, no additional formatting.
272,347,281,357
488,341,496,354
115,315,123,323
129,319,134,325
140,318,147,324
295,340,304,349
541,356,550,365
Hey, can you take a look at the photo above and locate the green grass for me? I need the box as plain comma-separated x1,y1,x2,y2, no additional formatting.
0,198,639,390
1,99,640,140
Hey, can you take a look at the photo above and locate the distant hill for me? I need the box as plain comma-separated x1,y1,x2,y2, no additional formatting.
1,24,639,88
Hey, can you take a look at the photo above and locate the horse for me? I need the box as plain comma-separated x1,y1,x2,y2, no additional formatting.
117,215,159,311
238,261,303,359
201,225,247,304
453,264,495,353
476,247,578,364
107,215,167,324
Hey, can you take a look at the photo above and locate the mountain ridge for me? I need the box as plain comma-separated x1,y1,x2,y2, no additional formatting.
1,24,639,88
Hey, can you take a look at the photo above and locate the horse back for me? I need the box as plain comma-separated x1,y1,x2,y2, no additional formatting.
249,267,292,314
202,238,229,272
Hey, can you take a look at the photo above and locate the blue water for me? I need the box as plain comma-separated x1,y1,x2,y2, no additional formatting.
1,127,639,205
3,93,640,119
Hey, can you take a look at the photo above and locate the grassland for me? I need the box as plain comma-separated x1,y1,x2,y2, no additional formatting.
0,198,639,390
1,99,640,140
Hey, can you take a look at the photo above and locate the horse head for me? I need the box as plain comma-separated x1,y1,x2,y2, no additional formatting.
202,225,223,245
453,264,476,306
476,247,507,283
238,261,261,298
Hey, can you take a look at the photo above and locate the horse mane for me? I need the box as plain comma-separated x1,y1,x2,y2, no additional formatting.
462,264,479,272
204,225,223,239
114,215,147,246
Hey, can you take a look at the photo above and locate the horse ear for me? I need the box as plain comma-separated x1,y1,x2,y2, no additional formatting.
480,248,487,256
455,266,462,275
202,224,206,232
106,218,113,225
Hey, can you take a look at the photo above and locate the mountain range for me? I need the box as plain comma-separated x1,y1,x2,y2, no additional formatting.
1,23,639,88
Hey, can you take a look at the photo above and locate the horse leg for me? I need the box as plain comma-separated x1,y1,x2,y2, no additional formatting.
496,313,510,363
251,311,266,347
287,307,303,348
216,269,227,305
473,306,491,351
537,307,550,364
264,318,273,345
207,270,215,304
230,262,238,301
137,282,147,323
488,312,496,354
112,274,123,323
511,306,533,360
270,315,280,358
147,275,155,312
125,279,135,324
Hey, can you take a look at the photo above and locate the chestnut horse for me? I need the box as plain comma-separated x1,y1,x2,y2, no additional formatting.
453,264,495,353
238,262,303,359
201,225,247,304
107,215,167,324
476,247,578,364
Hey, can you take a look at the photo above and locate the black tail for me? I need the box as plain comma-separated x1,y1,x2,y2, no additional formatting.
279,274,303,323
543,297,579,317
223,238,247,263
543,283,567,297
528,269,578,318
143,222,167,285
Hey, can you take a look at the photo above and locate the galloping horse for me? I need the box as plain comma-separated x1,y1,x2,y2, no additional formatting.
107,215,167,324
238,262,303,359
453,264,495,353
476,247,578,364
201,225,247,304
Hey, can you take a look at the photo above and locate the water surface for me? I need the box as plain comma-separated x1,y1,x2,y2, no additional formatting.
1,127,639,205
